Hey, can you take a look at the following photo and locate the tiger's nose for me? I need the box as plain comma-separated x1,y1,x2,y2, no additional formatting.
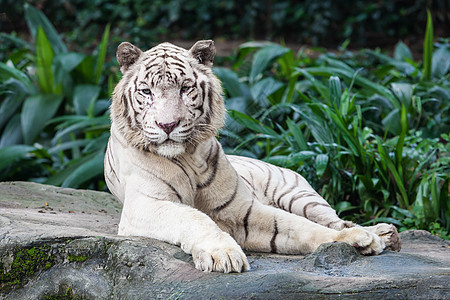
156,120,180,134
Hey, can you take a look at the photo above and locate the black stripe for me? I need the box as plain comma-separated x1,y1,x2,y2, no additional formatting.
303,202,331,219
276,187,295,208
271,185,278,206
170,158,195,191
240,176,255,190
170,62,185,69
140,165,183,202
145,63,160,70
197,143,220,189
263,170,272,197
325,220,341,229
243,200,254,241
270,219,278,253
106,145,120,183
168,55,185,63
288,195,302,213
213,177,238,212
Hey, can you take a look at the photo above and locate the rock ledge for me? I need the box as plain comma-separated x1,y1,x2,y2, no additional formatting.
1,182,449,299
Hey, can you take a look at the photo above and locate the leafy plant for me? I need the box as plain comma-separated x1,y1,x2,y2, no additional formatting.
0,4,112,189
216,21,449,236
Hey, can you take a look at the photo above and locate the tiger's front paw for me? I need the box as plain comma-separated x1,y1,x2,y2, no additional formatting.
335,227,385,255
365,223,401,252
191,232,250,273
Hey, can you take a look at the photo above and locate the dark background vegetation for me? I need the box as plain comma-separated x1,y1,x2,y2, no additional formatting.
0,1,449,238
2,0,450,51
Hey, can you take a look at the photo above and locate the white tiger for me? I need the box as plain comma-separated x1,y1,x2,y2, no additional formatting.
104,40,401,273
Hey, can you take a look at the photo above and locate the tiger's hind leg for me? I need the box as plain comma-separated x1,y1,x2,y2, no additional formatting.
228,155,401,251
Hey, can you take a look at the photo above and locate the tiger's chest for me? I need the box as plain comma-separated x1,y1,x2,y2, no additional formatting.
107,127,224,210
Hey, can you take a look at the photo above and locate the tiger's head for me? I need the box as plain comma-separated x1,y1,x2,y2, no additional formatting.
111,40,225,157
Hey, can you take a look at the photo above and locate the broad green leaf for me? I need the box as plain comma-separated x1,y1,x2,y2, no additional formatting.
48,140,91,154
290,151,316,164
263,155,290,167
76,55,96,84
390,83,412,109
0,114,23,147
94,24,110,84
431,46,450,78
24,3,67,55
35,27,61,94
391,206,414,218
21,94,63,144
53,52,86,85
394,41,413,61
0,63,34,91
214,67,247,98
73,84,101,116
421,9,433,81
315,153,329,177
46,152,99,186
382,108,401,135
335,201,357,215
250,45,290,83
296,68,329,100
0,145,36,171
286,119,307,150
0,79,30,130
62,152,105,188
229,110,278,136
250,77,283,106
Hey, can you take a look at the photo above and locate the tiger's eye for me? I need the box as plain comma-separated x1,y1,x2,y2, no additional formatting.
141,89,151,95
180,86,190,94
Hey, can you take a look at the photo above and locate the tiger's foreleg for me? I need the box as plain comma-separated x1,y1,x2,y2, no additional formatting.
118,176,249,273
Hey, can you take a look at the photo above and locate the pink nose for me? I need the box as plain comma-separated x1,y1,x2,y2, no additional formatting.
156,121,179,134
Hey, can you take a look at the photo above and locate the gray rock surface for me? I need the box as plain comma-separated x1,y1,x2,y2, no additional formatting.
0,181,449,299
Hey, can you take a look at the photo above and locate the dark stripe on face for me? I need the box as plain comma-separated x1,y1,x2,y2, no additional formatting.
213,177,238,212
145,63,160,70
197,143,220,189
121,94,133,128
243,200,254,241
168,55,185,64
303,202,331,219
169,62,186,69
270,218,278,253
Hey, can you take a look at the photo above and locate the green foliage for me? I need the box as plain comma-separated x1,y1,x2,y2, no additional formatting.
0,4,112,189
2,0,447,51
218,33,449,236
0,5,448,237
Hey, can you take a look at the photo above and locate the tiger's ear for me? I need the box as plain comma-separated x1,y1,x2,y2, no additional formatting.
117,42,142,74
189,40,216,67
